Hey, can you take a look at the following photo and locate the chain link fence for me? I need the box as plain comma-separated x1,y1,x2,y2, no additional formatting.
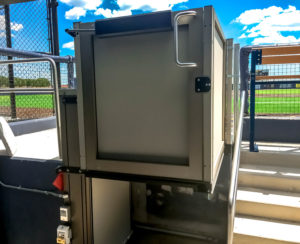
254,63,300,117
0,0,71,121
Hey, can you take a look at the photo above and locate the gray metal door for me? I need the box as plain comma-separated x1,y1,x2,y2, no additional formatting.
75,7,226,186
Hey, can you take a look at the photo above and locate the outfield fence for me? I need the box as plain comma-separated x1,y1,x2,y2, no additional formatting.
253,63,300,116
247,45,300,151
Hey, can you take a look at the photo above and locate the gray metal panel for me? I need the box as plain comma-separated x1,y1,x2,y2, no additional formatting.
202,6,214,182
67,173,94,244
243,118,300,143
60,89,80,167
94,28,189,162
85,178,94,244
69,174,85,244
60,93,69,166
66,103,80,167
75,22,98,170
92,178,131,244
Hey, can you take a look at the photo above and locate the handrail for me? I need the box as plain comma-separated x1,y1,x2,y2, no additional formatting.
0,58,62,158
174,11,197,67
227,90,246,244
0,47,74,63
0,88,54,94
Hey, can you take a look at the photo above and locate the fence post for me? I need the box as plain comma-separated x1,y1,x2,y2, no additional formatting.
48,0,61,87
249,49,262,152
4,5,16,119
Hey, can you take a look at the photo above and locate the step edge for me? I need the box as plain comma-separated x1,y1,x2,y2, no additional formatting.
233,232,300,244
239,170,300,180
234,216,300,243
236,199,300,209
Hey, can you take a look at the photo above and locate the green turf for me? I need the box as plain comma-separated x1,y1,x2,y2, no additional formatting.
0,94,54,109
256,89,300,95
253,89,300,114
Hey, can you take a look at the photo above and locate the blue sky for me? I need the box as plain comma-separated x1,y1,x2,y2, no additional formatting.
53,0,300,56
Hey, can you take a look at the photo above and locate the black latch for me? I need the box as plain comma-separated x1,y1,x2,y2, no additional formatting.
62,96,77,104
195,77,211,93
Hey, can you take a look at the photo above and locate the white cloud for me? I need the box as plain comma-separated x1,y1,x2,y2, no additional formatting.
95,8,131,18
60,0,102,10
234,5,300,45
0,15,23,32
239,33,247,39
116,0,188,12
95,0,188,18
62,41,74,50
62,0,188,19
234,6,282,25
65,7,87,20
11,23,23,31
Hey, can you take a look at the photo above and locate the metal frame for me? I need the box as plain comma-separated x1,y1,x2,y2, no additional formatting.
225,39,233,145
227,91,246,244
75,7,227,190
249,49,262,152
202,6,227,187
0,47,74,86
0,57,62,156
233,44,240,136
0,47,74,63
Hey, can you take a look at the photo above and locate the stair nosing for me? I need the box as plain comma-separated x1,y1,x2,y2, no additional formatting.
236,189,300,208
234,216,300,243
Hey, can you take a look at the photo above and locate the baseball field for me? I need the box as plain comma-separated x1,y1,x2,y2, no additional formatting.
255,89,300,114
0,89,300,119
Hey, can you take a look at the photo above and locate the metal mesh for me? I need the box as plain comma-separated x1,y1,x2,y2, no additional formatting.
254,63,300,118
0,1,55,121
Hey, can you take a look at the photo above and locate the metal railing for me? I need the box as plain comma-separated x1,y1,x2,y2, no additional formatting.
0,47,75,121
0,57,65,157
227,90,246,244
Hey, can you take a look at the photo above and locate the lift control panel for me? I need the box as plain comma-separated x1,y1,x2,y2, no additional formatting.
57,225,72,244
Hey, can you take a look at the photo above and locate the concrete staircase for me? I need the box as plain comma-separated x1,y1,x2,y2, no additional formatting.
233,149,300,244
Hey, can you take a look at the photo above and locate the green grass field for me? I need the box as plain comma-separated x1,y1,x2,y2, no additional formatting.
0,94,54,109
254,89,300,114
0,89,299,114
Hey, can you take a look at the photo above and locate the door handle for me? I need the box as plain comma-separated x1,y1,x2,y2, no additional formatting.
174,11,197,68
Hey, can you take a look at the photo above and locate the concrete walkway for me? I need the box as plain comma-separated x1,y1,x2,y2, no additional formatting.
0,128,59,160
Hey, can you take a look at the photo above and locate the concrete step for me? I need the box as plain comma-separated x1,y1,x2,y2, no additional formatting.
236,188,300,223
238,166,300,193
241,150,300,169
233,216,300,244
